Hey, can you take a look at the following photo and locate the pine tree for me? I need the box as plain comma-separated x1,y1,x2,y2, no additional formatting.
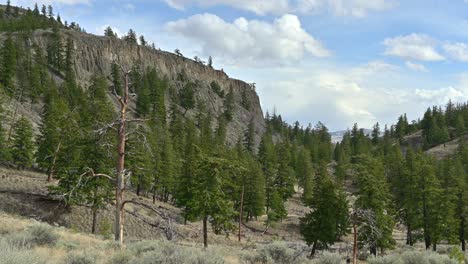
1,34,17,94
296,148,314,203
208,56,213,68
139,35,147,46
104,26,116,37
111,62,123,96
224,86,235,121
124,29,137,44
354,155,395,255
36,89,72,181
300,164,349,256
243,159,266,221
188,153,236,248
6,0,11,16
11,117,34,169
243,118,256,155
0,98,9,163
179,82,195,115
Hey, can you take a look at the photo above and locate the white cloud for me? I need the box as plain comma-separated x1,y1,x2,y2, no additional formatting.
166,13,330,66
405,61,428,72
443,42,468,62
296,0,395,17
383,33,445,61
12,0,91,5
163,0,289,15
162,0,395,17
248,60,468,130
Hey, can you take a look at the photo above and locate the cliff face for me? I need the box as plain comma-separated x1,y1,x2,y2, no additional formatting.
26,29,265,148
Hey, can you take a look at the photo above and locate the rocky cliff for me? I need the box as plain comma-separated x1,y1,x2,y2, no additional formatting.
8,29,266,148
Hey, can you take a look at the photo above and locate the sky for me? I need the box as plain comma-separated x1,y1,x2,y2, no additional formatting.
9,0,468,131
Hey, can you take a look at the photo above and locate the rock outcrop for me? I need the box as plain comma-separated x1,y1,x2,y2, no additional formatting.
10,29,266,148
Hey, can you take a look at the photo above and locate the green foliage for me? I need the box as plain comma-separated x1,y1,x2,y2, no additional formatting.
179,82,196,114
0,34,16,94
354,155,396,255
66,251,97,264
210,81,224,97
11,116,34,169
300,164,349,255
224,86,235,121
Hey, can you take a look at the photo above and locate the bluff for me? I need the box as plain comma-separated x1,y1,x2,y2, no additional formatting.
4,28,266,148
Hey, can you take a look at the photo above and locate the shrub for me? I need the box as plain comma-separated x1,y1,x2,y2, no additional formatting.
27,223,59,246
241,242,308,264
99,218,113,240
108,251,133,264
312,252,343,264
66,251,96,264
368,250,457,264
0,240,46,264
127,240,224,264
448,247,465,264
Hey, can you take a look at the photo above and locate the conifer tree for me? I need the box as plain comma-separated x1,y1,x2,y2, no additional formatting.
296,148,314,203
243,118,256,155
224,86,235,121
243,159,266,221
179,82,195,115
1,34,17,94
300,164,349,256
11,117,34,169
188,153,236,248
354,155,395,255
0,98,8,163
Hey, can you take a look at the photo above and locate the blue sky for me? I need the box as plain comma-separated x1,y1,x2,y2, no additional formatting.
10,0,468,131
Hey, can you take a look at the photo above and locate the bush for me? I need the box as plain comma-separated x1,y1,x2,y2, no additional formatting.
27,223,59,246
2,223,58,249
108,251,133,264
367,250,458,264
0,240,46,264
312,252,343,264
241,242,308,264
66,251,96,264
127,240,224,264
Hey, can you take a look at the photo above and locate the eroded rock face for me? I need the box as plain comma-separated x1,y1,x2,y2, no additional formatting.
27,29,266,148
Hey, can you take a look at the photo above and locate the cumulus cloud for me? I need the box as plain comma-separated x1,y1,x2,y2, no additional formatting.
296,0,395,17
383,33,445,61
166,13,330,66
162,0,395,17
443,42,468,62
253,61,468,130
405,61,428,72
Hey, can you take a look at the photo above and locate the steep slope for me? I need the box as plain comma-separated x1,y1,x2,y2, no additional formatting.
3,28,265,147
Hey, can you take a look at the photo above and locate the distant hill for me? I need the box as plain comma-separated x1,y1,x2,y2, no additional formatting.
330,129,372,143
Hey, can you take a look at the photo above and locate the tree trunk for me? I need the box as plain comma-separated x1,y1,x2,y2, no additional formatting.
91,207,98,234
114,70,129,247
238,185,244,243
353,222,358,264
406,224,413,246
432,243,437,252
203,216,208,248
310,241,317,257
460,215,466,251
48,141,62,182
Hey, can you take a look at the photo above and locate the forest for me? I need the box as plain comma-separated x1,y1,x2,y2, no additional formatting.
0,1,466,260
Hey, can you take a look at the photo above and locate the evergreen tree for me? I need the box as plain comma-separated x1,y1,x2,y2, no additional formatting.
188,153,236,248
124,29,137,44
104,26,116,37
139,35,147,46
243,118,256,155
224,87,235,121
1,34,17,94
296,148,314,203
354,155,395,255
243,158,266,221
300,164,349,256
11,117,34,169
179,82,195,115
